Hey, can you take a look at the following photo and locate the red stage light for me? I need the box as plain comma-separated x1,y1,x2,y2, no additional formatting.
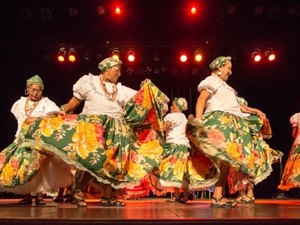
252,49,262,62
190,6,198,15
265,49,276,62
114,6,121,15
127,49,135,62
180,53,188,63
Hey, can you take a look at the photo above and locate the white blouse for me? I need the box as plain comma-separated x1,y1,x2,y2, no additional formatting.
164,112,190,147
197,75,244,117
73,73,137,119
11,96,60,137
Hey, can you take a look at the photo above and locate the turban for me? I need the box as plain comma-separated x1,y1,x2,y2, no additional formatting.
209,56,231,70
174,97,188,111
98,57,122,72
26,75,44,89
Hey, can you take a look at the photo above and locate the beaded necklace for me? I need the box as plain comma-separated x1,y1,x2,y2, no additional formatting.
25,98,41,117
99,76,118,101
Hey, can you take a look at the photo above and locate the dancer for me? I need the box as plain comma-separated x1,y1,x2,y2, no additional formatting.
191,56,282,207
1,75,69,205
278,112,300,191
159,97,191,203
0,57,170,208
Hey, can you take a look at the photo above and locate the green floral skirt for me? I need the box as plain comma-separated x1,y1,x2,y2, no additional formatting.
187,111,282,194
0,80,169,193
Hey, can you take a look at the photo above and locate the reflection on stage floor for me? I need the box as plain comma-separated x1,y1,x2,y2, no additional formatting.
0,198,300,225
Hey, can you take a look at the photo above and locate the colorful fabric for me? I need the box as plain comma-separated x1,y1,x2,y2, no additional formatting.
278,112,300,191
228,114,282,193
0,80,170,192
173,97,188,111
278,145,300,191
98,57,122,72
187,111,282,194
26,75,44,89
209,56,231,70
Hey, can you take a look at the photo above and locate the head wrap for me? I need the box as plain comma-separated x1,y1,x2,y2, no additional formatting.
26,75,44,89
209,56,232,70
98,57,122,72
174,97,188,111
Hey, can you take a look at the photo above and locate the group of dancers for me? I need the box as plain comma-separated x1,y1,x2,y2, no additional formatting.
0,56,299,208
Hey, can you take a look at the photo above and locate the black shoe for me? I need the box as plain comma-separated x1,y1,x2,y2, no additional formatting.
19,196,33,205
53,197,64,202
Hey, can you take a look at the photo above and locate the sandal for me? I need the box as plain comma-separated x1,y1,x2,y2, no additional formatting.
100,197,125,207
240,195,255,204
211,197,237,208
235,194,246,203
100,197,115,206
179,193,192,204
166,195,181,203
77,200,87,207
35,193,46,205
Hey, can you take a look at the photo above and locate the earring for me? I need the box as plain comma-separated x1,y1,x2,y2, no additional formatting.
217,71,222,76
24,89,28,96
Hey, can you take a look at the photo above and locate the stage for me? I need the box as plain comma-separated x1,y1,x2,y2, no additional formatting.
0,198,299,225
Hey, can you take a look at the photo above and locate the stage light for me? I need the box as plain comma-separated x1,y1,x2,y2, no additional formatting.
251,49,262,62
68,48,77,62
127,49,135,62
193,50,203,62
111,49,120,60
57,48,66,62
190,6,198,15
114,6,122,15
180,53,188,63
265,48,276,62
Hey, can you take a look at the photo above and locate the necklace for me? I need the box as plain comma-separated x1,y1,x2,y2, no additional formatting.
99,76,118,101
25,98,41,117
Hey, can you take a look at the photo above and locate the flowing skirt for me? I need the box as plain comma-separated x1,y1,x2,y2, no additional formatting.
278,144,300,191
0,80,169,193
187,111,282,194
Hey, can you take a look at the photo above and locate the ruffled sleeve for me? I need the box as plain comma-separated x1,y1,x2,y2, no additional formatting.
290,113,300,128
197,75,222,94
10,97,23,119
73,74,93,100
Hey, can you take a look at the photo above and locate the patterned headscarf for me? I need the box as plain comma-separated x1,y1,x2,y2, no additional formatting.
209,56,232,70
26,75,44,89
98,57,122,72
174,97,188,111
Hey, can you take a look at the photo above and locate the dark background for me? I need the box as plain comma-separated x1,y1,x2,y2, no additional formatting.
0,0,300,198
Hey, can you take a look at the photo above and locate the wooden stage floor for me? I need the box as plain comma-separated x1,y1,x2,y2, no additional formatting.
0,198,300,225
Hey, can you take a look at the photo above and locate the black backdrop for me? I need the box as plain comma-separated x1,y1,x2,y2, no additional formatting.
1,0,300,198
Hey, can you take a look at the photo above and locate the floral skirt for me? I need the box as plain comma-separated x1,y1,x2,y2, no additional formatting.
187,111,282,194
278,144,300,191
0,80,169,193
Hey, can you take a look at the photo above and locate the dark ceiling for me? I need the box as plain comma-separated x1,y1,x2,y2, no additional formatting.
1,0,300,52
